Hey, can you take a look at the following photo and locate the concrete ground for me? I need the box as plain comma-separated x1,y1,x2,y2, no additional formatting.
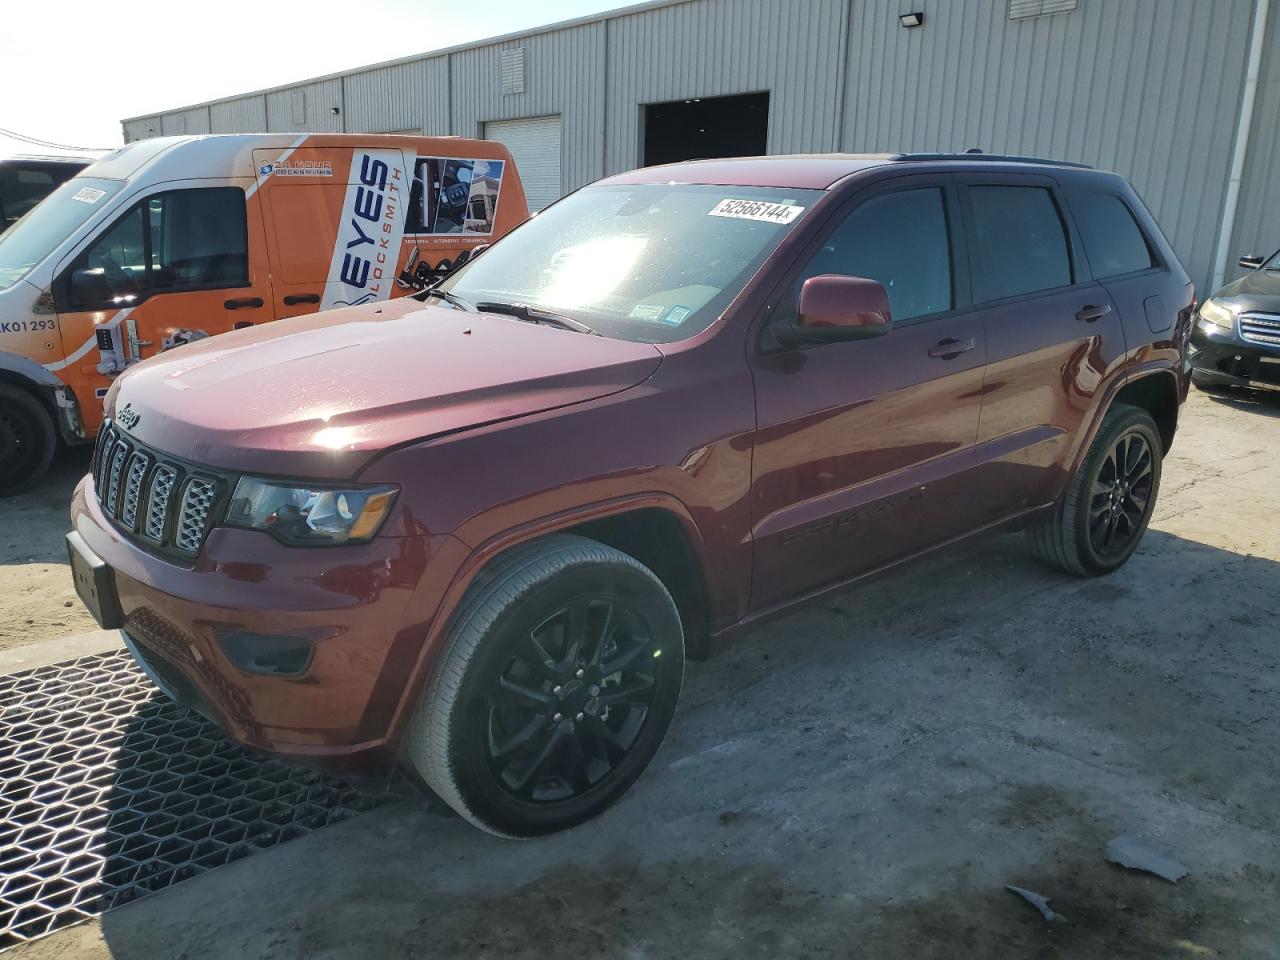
6,387,1280,959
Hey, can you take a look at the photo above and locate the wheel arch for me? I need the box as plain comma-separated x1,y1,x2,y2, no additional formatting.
1112,368,1180,453
383,495,717,753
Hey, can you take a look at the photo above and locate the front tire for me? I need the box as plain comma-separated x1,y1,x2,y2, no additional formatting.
0,384,57,497
1029,404,1162,576
405,535,685,837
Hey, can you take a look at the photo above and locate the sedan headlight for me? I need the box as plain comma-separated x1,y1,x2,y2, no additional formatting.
1198,298,1236,331
226,478,398,546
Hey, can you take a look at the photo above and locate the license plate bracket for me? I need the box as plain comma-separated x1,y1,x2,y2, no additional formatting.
66,531,125,629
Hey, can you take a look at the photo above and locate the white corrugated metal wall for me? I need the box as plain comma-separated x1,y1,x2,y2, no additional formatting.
123,0,1280,293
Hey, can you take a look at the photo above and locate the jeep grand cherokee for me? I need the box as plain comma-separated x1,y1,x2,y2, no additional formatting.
69,153,1195,836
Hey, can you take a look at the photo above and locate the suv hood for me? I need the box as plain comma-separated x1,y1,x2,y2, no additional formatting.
1215,268,1280,314
107,298,663,479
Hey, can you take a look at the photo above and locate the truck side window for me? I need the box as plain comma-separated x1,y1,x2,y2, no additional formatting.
1069,190,1156,279
968,185,1071,302
772,187,952,333
62,187,248,311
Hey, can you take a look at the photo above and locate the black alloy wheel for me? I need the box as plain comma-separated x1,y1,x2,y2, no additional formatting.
405,535,685,837
1087,430,1155,560
483,597,662,803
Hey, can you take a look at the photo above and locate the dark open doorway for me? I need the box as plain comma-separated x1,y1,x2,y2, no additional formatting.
642,91,770,167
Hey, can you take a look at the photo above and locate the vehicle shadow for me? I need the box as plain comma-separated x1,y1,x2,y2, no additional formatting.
0,446,96,651
83,527,1280,960
0,446,91,566
1196,384,1280,419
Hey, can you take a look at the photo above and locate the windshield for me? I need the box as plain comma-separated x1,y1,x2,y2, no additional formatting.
0,177,126,290
438,183,824,342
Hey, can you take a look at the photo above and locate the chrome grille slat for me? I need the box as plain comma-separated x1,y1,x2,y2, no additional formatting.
102,441,131,519
95,428,117,495
175,477,218,554
1239,312,1280,346
119,452,151,530
143,465,178,542
92,429,220,557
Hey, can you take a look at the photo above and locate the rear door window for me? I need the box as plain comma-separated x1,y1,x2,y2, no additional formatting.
1069,190,1156,278
967,185,1072,302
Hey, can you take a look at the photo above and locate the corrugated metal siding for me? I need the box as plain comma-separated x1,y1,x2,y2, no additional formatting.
122,0,1277,292
265,79,344,132
1229,2,1280,284
122,118,160,143
452,23,606,193
342,58,448,135
605,0,847,175
841,0,1257,293
209,96,268,133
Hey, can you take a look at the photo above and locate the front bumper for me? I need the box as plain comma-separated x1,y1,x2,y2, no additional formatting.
72,476,453,776
1189,320,1280,392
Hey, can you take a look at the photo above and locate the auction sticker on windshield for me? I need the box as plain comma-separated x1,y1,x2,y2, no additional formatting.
709,198,805,224
71,187,107,204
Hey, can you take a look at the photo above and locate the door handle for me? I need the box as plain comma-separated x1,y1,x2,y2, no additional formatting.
282,293,321,306
1076,303,1113,323
224,297,265,310
928,336,978,360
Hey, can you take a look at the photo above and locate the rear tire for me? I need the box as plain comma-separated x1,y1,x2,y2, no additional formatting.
404,535,684,837
0,384,57,497
1028,403,1162,576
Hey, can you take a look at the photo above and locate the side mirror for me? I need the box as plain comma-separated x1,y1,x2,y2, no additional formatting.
777,274,892,346
1239,254,1266,270
69,268,109,309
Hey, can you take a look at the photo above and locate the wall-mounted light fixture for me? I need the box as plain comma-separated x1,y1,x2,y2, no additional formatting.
899,11,924,27
330,106,341,116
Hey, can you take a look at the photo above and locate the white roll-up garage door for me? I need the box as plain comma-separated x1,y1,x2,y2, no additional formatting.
484,115,562,212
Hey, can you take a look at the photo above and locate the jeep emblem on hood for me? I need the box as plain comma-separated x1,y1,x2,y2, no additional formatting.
117,404,141,431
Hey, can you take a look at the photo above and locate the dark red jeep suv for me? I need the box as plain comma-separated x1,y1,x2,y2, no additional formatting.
68,153,1194,836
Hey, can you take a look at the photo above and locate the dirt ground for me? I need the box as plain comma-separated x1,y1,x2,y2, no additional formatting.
0,447,96,650
8,386,1280,959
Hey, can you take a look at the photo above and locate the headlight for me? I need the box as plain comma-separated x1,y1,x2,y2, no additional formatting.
225,478,398,546
1198,298,1236,331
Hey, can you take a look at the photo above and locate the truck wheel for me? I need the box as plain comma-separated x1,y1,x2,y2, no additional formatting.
1028,403,1162,576
405,535,684,837
0,384,57,497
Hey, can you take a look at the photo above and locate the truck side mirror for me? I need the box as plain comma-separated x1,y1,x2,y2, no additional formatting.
777,275,893,346
1239,254,1266,270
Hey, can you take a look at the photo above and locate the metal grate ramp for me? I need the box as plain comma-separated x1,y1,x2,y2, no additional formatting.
0,650,402,949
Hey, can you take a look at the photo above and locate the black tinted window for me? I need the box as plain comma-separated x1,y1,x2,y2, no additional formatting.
0,165,56,228
63,187,247,310
778,187,952,326
968,185,1071,301
1070,190,1155,278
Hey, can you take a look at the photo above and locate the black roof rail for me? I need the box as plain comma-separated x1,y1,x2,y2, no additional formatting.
890,152,1094,170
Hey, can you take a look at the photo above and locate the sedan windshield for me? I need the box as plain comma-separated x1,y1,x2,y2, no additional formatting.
438,183,824,342
0,177,125,290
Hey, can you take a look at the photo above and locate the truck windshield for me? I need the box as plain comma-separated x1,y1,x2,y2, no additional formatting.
0,177,125,291
438,183,823,342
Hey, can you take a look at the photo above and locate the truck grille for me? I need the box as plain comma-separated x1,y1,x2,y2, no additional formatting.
1239,312,1280,346
93,423,222,558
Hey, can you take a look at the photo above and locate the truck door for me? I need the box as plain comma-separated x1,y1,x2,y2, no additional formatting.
51,181,271,435
252,146,411,317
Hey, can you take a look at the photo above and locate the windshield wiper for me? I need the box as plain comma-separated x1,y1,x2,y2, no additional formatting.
415,287,476,311
476,301,598,336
